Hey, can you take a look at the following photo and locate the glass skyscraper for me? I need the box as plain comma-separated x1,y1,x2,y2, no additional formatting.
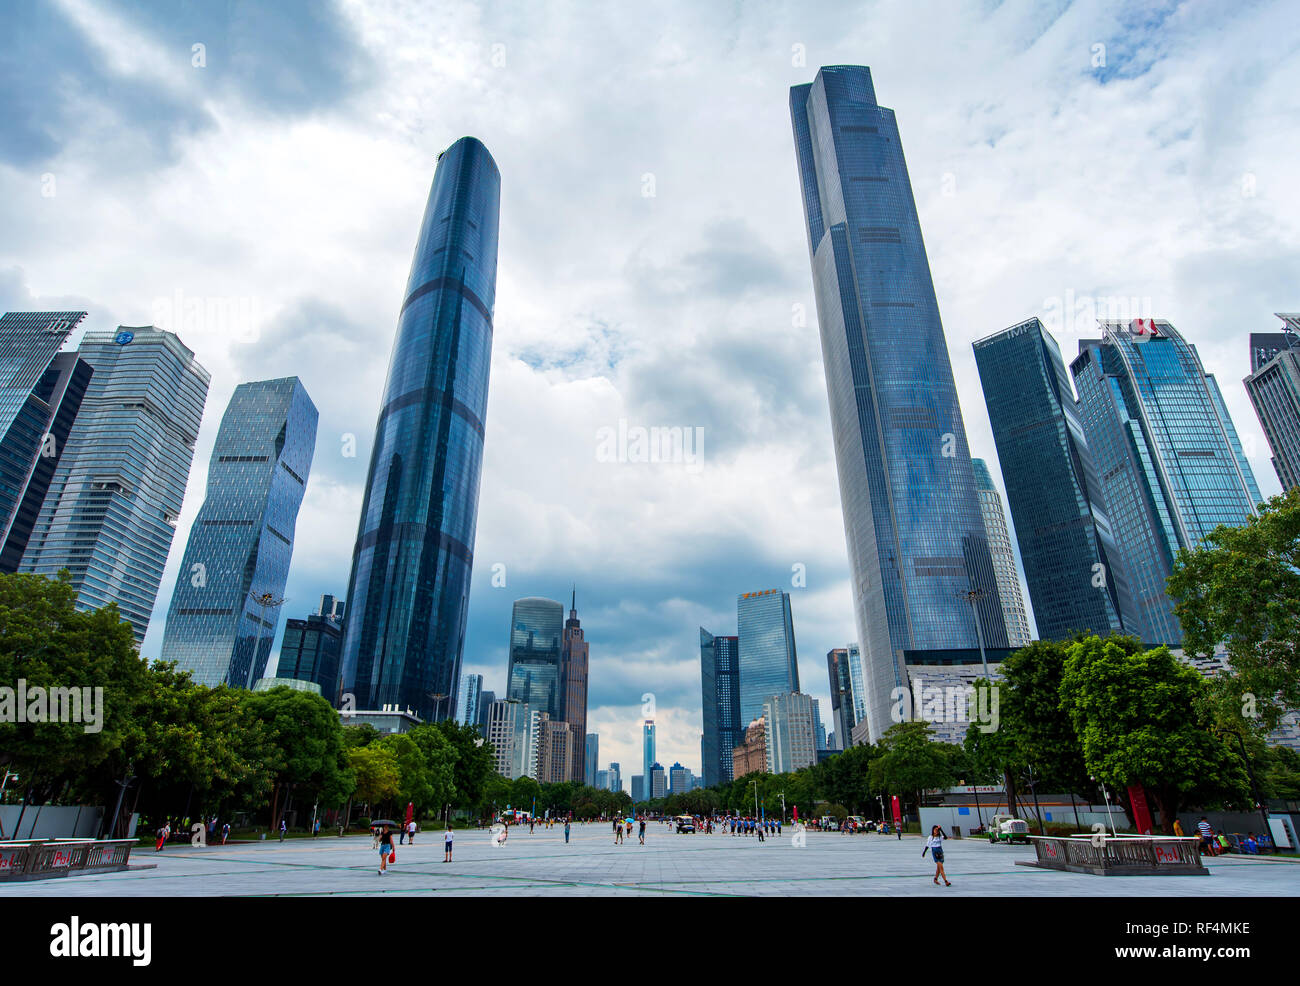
971,459,1033,647
642,720,655,793
20,327,210,643
791,66,1007,742
974,319,1136,642
339,137,500,722
277,595,345,701
700,628,741,787
1071,319,1261,645
0,311,92,572
457,673,484,727
506,596,564,718
1245,314,1300,491
825,647,856,751
736,588,800,727
160,377,318,688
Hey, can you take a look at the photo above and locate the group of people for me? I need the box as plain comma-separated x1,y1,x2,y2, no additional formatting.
1191,817,1274,856
373,821,457,875
721,816,781,838
612,817,647,844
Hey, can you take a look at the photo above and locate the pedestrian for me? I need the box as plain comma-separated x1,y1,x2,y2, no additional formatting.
313,817,320,838
639,818,646,845
279,818,286,842
615,818,623,844
408,819,417,844
924,824,950,886
529,817,535,835
1172,818,1185,837
444,822,454,862
564,819,571,844
378,824,395,876
154,823,167,853
221,821,230,845
1197,817,1216,855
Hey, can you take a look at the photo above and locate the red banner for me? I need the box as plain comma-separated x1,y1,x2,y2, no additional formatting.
1127,785,1153,835
891,795,903,827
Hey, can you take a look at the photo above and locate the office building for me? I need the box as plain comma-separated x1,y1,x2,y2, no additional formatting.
1072,319,1261,645
764,692,817,775
791,65,1009,742
631,775,645,803
608,762,621,794
534,715,572,784
732,718,768,779
277,594,346,701
826,647,856,752
506,597,564,718
642,719,655,791
1245,314,1300,491
339,137,500,722
560,589,589,783
20,326,210,643
700,628,742,787
649,762,666,800
486,699,531,779
0,311,92,572
585,733,599,787
457,673,484,727
974,317,1136,641
161,377,317,688
971,459,1033,647
736,589,800,726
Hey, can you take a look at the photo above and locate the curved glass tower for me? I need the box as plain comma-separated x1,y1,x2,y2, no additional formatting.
791,66,1008,742
506,596,564,718
340,137,500,722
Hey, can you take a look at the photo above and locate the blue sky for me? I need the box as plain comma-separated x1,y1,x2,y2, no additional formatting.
2,0,1297,783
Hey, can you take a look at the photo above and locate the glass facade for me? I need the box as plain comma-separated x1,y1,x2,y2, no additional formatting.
791,66,1007,743
971,459,1033,647
643,720,655,791
763,692,817,775
457,673,483,726
20,327,210,643
699,628,741,787
339,137,500,722
1070,319,1261,645
506,596,563,718
974,319,1136,642
277,613,343,700
825,647,855,751
736,588,800,727
1245,315,1300,491
160,377,318,687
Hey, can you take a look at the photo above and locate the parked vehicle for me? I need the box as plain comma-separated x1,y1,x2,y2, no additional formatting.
987,813,1030,844
674,815,696,833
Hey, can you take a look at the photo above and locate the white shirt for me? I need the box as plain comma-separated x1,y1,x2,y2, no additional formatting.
925,833,945,849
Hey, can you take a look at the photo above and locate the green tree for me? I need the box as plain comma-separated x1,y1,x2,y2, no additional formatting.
870,721,955,813
348,744,400,810
1168,487,1300,731
1059,636,1250,833
246,687,351,829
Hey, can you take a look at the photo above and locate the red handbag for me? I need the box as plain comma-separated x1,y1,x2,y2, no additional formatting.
389,850,396,863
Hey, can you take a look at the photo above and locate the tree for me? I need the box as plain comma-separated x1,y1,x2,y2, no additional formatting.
246,687,351,829
1059,636,1250,833
1169,487,1300,731
431,720,494,810
870,721,955,814
348,745,400,811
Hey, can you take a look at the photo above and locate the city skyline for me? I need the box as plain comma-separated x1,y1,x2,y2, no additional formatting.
2,1,1294,777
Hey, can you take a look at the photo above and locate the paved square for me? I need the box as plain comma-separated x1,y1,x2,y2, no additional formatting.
3,824,1296,896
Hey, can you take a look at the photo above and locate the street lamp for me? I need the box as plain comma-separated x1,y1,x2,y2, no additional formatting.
1091,775,1117,837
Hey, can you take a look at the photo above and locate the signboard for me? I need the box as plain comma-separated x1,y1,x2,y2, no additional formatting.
891,795,902,828
1127,784,1154,835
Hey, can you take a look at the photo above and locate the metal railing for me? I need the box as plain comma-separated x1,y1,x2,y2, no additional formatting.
0,838,136,881
1029,834,1204,873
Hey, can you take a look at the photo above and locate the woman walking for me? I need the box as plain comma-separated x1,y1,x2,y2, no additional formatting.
378,824,395,876
924,825,951,886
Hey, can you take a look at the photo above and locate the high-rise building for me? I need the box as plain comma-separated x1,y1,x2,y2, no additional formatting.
736,589,800,727
699,628,741,787
812,698,827,752
826,647,856,751
277,595,346,701
668,762,694,794
846,643,866,729
0,311,92,573
506,597,564,718
457,673,484,727
974,317,1136,642
607,762,621,794
339,137,500,723
764,692,817,775
585,733,599,787
161,378,317,688
486,699,531,779
650,762,667,800
594,768,608,791
1071,319,1261,645
534,715,572,784
1246,314,1300,491
642,719,655,791
20,326,210,643
560,589,589,783
791,66,1008,742
971,459,1033,647
476,689,495,734
732,718,768,779
631,775,645,802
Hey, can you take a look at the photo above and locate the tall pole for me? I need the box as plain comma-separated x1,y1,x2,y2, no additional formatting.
958,589,990,679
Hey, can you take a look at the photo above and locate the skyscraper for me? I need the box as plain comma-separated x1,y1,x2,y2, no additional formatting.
277,594,346,701
607,762,621,793
339,136,500,722
506,597,564,718
699,628,741,787
486,699,531,779
1246,314,1300,491
161,378,317,688
736,589,800,727
649,762,667,800
20,326,210,643
764,692,817,775
457,673,484,727
560,589,589,783
0,311,91,573
1071,319,1261,645
971,459,1033,648
974,318,1136,642
642,719,655,792
791,66,1008,742
585,733,599,787
826,647,856,751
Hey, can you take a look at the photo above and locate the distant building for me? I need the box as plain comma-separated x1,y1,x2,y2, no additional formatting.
253,677,322,696
277,595,346,701
608,762,621,794
560,591,590,783
971,459,1033,648
534,715,573,784
506,597,564,718
585,733,599,787
764,692,817,775
1246,314,1300,491
458,674,484,727
826,648,856,752
668,761,694,794
342,707,421,735
631,775,645,803
700,628,742,787
486,700,532,779
650,762,667,799
642,720,656,792
737,589,799,726
732,718,768,779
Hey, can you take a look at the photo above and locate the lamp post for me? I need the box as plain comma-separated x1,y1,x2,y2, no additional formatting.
1092,775,1117,837
956,588,989,678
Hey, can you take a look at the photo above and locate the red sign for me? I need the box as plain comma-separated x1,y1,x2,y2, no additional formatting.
1128,784,1154,835
891,795,902,827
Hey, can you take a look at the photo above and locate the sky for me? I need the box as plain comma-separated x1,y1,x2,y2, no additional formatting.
2,0,1298,788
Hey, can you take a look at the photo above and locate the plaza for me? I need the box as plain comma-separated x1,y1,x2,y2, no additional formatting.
3,826,1295,897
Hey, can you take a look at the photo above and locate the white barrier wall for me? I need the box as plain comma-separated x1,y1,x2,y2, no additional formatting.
0,805,138,839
